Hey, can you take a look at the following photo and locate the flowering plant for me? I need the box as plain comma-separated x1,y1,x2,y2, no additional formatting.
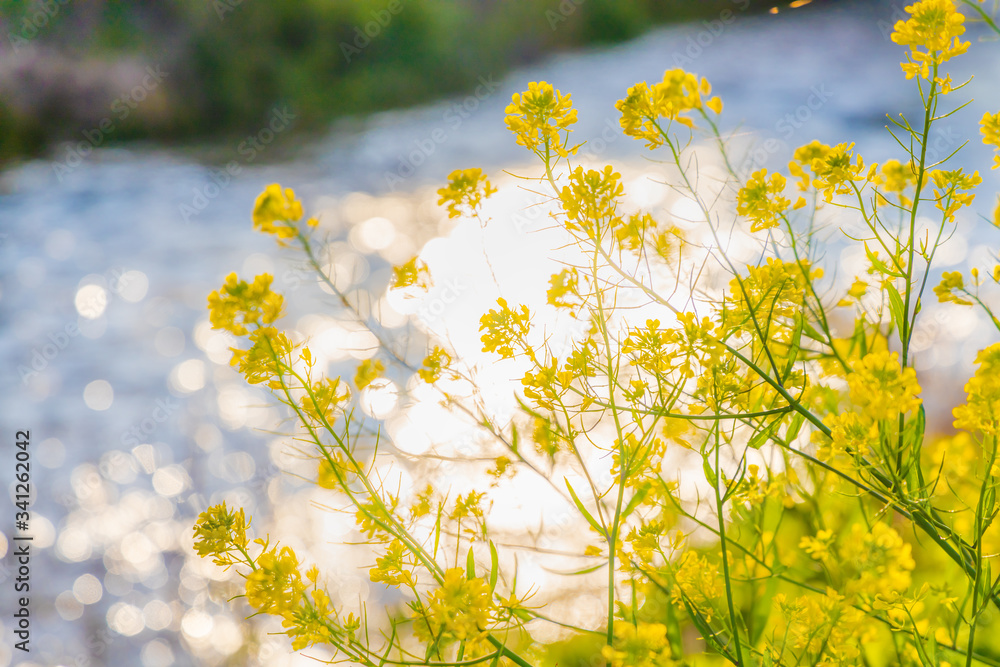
194,2,1000,665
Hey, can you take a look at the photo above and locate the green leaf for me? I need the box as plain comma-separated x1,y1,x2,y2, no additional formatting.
703,455,718,488
466,545,476,580
622,481,651,518
886,283,907,335
565,478,606,537
488,540,499,593
748,419,780,450
786,412,806,442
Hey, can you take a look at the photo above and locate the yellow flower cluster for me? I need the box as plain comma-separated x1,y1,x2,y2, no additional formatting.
602,622,674,667
930,168,981,222
207,272,284,336
228,326,293,388
479,297,531,359
252,184,317,244
873,159,920,207
826,410,881,458
246,545,305,613
736,169,798,233
412,568,494,646
301,376,351,425
840,522,915,598
953,343,1000,435
436,168,497,219
616,69,721,148
192,502,250,568
559,165,625,236
418,346,452,383
846,350,922,421
369,539,414,588
811,142,872,202
934,270,972,305
671,551,721,622
504,81,578,158
193,504,345,652
390,256,431,291
890,0,969,80
983,111,1000,169
772,591,867,663
354,358,385,390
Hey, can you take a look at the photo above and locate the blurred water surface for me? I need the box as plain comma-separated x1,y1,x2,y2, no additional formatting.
2,3,999,665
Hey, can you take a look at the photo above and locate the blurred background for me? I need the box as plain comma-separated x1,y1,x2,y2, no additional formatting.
1,0,999,664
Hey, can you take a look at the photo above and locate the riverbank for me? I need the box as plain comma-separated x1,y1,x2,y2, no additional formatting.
0,0,776,165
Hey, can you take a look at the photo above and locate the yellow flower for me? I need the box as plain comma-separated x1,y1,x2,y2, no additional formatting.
317,454,352,490
847,350,922,421
788,140,832,190
810,142,869,201
253,184,305,242
826,411,880,458
192,502,250,567
737,168,791,232
207,272,284,336
245,546,306,614
504,81,578,158
876,159,919,206
558,165,625,236
437,168,498,219
799,529,836,561
229,326,294,388
546,268,581,311
953,343,1000,435
616,69,721,148
412,568,494,645
891,0,969,80
929,168,981,222
390,256,431,291
369,539,414,588
282,587,339,650
479,298,531,359
839,522,915,598
980,111,1000,169
602,622,674,667
934,271,973,305
671,551,721,622
838,277,869,307
418,346,451,383
301,377,350,424
354,358,385,390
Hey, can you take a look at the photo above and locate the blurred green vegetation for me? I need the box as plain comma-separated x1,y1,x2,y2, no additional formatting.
0,0,773,162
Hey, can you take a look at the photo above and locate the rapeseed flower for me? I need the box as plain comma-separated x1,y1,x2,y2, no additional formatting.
437,168,497,218
891,0,969,80
207,272,284,336
504,82,578,157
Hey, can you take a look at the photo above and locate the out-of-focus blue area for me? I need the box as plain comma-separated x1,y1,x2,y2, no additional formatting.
0,2,998,664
